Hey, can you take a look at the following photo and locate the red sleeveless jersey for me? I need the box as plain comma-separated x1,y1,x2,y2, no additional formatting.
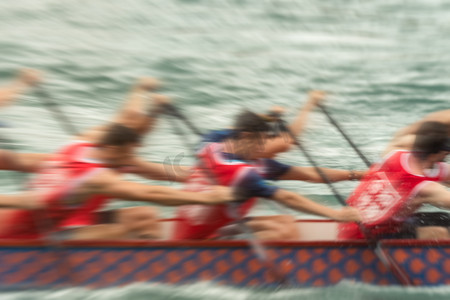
0,141,109,239
339,150,448,239
173,143,260,240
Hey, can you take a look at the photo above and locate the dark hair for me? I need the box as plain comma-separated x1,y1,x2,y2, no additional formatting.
232,110,271,139
412,121,449,159
99,123,141,146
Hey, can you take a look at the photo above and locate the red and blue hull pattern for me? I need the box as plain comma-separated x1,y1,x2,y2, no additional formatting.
0,238,449,289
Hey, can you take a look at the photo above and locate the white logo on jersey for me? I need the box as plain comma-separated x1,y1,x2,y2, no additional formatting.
355,172,401,223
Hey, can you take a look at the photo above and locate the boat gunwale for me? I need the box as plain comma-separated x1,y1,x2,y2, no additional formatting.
0,238,448,248
0,219,448,248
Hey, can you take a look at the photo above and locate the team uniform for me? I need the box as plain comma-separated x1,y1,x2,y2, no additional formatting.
172,130,290,240
339,150,449,240
0,141,109,239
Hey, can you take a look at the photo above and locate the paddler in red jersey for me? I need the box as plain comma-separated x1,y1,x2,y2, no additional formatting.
0,68,53,210
172,110,362,240
339,121,450,240
0,75,200,239
0,123,234,240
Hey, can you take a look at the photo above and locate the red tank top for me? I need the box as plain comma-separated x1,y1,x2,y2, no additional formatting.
173,143,259,239
0,141,109,239
339,150,448,239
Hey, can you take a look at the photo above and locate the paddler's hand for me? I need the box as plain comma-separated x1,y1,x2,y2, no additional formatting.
136,77,161,92
149,93,175,117
307,90,326,107
205,186,235,204
261,106,286,122
19,69,42,87
333,207,362,222
269,105,286,116
151,93,171,108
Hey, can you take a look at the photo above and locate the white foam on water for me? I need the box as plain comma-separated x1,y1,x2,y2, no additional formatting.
2,281,450,300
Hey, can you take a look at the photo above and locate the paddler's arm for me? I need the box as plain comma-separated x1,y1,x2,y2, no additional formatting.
76,78,164,142
278,166,365,182
88,170,234,206
416,181,450,209
112,78,167,135
262,91,326,158
383,110,450,155
286,90,326,137
120,157,191,183
383,133,416,156
113,77,161,123
235,168,360,222
271,189,361,222
391,110,450,143
0,192,44,210
0,69,41,108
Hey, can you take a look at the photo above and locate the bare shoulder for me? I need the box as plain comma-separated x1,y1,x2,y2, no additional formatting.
85,168,121,191
76,124,110,143
423,109,450,124
385,133,415,153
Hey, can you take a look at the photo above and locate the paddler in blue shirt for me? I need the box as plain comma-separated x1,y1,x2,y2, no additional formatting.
173,91,364,240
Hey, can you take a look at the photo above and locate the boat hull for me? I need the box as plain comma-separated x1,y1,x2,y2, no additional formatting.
0,238,449,289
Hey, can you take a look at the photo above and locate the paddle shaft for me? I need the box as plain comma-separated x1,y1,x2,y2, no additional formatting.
281,120,348,206
166,105,290,285
165,105,203,136
317,103,371,167
34,87,79,136
0,134,28,186
31,86,79,285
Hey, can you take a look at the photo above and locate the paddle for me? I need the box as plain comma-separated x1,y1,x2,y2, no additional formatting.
164,104,290,286
0,134,29,185
34,87,79,135
273,115,414,286
316,103,371,167
31,85,82,285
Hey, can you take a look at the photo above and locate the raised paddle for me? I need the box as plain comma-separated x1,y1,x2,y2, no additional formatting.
29,85,81,285
272,116,414,286
316,103,371,167
164,104,290,286
34,86,79,135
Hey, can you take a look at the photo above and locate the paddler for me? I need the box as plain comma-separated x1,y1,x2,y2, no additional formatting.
172,104,363,240
339,121,450,240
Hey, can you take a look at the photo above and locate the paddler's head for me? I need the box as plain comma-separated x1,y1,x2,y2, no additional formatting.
229,110,275,160
413,121,450,162
98,123,141,167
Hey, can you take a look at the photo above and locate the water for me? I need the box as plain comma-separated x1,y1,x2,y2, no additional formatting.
0,0,449,298
3,281,450,300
